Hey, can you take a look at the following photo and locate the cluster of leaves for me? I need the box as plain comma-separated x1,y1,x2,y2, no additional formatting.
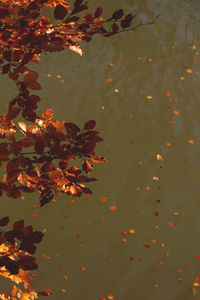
0,0,141,58
0,217,51,299
0,108,106,206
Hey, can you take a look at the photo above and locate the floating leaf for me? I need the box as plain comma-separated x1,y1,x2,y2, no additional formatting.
84,120,96,130
0,217,9,227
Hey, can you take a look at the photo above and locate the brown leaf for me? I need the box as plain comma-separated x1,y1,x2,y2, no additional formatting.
82,160,93,174
38,289,52,296
26,81,41,90
54,4,68,20
7,107,21,120
0,216,9,226
90,156,107,163
84,120,96,130
24,71,39,82
95,7,103,18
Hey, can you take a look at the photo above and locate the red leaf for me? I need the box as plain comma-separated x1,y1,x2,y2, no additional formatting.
121,14,134,28
54,4,68,20
0,217,9,227
84,120,96,130
0,8,8,18
9,73,19,81
64,16,79,23
32,231,44,243
26,80,41,90
17,256,38,270
74,0,83,7
82,160,93,174
112,9,124,20
14,66,28,73
13,220,24,231
3,50,12,62
83,13,94,23
28,95,40,103
38,289,53,296
90,156,107,163
95,7,103,18
2,64,10,74
35,141,45,154
24,71,39,82
9,187,21,199
65,122,80,138
13,50,23,62
195,276,200,282
7,107,21,120
59,160,68,170
21,225,33,238
112,23,119,33
72,5,87,14
42,109,54,120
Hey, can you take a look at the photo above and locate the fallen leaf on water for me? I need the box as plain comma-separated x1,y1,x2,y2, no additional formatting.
100,197,108,202
156,154,163,160
129,229,136,234
186,69,192,73
168,222,174,226
188,139,195,144
153,177,159,181
109,206,117,211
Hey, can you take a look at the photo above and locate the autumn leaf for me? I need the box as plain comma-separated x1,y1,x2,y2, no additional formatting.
7,107,21,120
68,44,83,56
38,289,52,296
24,71,39,82
112,9,124,20
95,6,103,18
26,81,41,90
90,156,107,163
82,160,93,174
84,120,96,130
42,109,54,120
0,217,9,227
54,4,68,19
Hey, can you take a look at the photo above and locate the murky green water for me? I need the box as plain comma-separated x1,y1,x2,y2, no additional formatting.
1,0,200,299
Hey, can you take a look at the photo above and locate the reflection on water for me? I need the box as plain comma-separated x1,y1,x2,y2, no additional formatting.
1,0,200,299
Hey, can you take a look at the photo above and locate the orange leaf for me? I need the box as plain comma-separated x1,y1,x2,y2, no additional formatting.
24,71,39,82
90,156,107,163
42,109,54,120
26,81,41,90
100,196,108,202
68,45,83,56
109,206,117,211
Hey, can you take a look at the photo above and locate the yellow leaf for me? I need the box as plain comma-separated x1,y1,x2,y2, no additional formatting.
9,285,17,297
68,45,83,56
156,154,163,160
186,69,192,74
